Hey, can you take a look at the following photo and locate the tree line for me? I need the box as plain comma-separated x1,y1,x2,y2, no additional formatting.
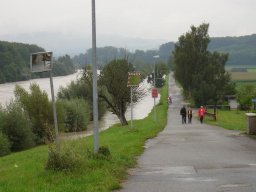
72,45,172,71
0,41,75,83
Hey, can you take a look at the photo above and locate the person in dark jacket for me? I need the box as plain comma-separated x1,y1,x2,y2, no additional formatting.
180,105,187,124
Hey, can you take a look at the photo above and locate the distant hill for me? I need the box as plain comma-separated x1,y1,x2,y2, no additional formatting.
72,34,256,69
0,41,44,83
0,41,75,83
208,34,256,66
160,34,256,66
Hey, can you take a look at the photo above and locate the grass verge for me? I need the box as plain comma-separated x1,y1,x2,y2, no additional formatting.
205,109,247,132
0,81,168,192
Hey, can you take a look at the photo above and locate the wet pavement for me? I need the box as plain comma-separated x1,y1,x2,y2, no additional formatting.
118,75,256,192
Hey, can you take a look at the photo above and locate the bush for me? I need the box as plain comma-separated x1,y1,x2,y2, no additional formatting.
86,146,111,160
0,132,11,157
58,99,90,132
45,145,80,171
2,101,35,151
14,84,53,143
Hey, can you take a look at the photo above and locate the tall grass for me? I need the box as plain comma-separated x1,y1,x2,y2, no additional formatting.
0,79,168,192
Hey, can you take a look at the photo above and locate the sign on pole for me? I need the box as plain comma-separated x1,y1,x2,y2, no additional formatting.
127,72,141,128
152,88,158,98
31,52,53,72
30,52,59,152
127,72,141,87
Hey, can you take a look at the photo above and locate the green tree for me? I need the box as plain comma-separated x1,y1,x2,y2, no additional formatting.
0,107,11,156
99,59,145,125
58,99,90,132
58,73,106,119
52,54,75,76
2,101,35,151
173,23,234,106
173,23,210,98
14,84,53,143
237,84,256,110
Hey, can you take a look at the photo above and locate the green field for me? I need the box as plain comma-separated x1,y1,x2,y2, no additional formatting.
247,68,256,72
0,79,168,192
225,65,256,71
230,71,256,81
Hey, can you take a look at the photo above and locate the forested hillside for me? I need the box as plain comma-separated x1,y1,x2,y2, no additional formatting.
72,43,175,70
208,34,256,65
0,41,75,83
160,34,256,66
73,34,256,70
0,41,44,83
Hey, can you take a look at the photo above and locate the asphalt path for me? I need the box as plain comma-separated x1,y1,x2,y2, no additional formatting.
118,75,256,192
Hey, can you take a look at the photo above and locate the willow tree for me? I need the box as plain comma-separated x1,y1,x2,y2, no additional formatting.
99,59,145,125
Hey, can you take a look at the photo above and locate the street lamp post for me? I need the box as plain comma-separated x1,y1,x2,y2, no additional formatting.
153,55,159,122
91,0,99,154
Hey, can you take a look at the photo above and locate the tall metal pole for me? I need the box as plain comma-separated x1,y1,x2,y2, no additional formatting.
154,60,156,122
130,87,133,128
91,0,99,153
49,71,59,152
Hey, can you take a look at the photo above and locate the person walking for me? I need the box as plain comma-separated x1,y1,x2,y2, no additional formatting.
187,107,193,124
180,105,187,124
168,95,172,105
198,106,206,124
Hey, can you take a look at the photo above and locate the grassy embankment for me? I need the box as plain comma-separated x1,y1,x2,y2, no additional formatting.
0,80,168,192
205,109,247,132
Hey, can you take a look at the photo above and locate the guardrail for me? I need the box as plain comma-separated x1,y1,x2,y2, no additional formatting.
205,111,216,121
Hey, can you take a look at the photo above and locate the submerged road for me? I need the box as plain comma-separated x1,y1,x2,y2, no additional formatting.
118,75,256,192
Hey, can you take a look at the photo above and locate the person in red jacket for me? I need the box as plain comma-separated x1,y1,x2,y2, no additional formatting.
198,106,206,124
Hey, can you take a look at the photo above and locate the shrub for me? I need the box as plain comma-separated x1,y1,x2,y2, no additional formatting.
45,145,80,171
14,84,53,143
0,132,11,157
2,101,35,151
86,146,111,160
59,99,90,132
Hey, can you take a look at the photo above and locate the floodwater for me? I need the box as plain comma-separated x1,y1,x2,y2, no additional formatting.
0,72,159,139
61,80,160,140
0,71,83,106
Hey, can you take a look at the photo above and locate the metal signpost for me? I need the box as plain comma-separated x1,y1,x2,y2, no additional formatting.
30,52,60,152
152,88,158,122
127,72,141,128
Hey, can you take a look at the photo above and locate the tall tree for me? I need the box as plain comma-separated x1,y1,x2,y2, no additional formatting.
173,23,234,106
173,23,210,97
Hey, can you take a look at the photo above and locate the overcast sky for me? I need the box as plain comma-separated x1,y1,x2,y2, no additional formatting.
0,0,255,54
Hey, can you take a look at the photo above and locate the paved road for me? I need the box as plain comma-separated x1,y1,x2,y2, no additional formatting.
118,75,256,192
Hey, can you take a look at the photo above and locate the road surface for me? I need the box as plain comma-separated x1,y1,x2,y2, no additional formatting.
118,75,256,192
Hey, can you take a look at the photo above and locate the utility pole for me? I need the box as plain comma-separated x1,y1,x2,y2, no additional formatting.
91,0,99,153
